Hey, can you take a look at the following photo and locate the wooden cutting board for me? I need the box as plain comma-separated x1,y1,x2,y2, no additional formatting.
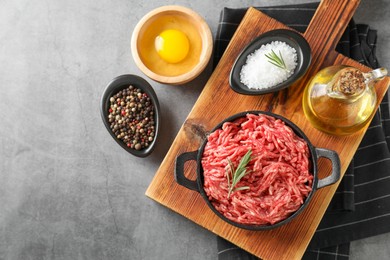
146,0,390,259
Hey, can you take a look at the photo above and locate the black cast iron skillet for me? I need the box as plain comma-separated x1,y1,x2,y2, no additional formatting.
174,111,340,230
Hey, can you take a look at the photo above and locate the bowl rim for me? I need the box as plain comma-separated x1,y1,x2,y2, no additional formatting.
131,5,213,85
100,74,160,157
229,29,312,95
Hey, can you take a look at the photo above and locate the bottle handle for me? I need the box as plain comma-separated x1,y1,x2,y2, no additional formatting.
364,67,388,83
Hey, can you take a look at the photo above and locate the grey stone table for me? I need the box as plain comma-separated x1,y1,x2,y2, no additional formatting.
1,0,389,259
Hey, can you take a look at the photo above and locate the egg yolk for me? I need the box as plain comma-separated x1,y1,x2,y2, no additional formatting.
155,29,190,63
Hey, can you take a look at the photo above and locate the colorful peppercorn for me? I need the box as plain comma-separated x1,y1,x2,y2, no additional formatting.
108,85,155,150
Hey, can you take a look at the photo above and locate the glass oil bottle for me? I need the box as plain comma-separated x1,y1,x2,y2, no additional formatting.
302,65,387,135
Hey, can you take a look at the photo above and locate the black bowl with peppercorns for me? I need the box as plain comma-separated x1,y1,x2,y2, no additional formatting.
100,74,160,157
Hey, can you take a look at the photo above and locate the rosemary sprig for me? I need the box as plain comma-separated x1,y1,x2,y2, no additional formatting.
265,49,288,71
226,149,252,198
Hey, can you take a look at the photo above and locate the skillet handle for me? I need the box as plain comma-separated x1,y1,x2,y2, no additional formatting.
315,148,341,189
174,151,200,192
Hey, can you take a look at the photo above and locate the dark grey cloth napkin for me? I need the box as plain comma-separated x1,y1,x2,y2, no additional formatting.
213,3,390,260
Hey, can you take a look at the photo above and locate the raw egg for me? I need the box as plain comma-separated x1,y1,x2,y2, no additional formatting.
136,14,202,77
155,29,190,63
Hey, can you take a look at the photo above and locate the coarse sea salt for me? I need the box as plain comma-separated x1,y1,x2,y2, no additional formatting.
240,41,298,90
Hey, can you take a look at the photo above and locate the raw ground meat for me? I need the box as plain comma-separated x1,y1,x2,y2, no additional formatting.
201,113,313,225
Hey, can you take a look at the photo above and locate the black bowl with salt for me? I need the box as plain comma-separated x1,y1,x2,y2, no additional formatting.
229,29,311,95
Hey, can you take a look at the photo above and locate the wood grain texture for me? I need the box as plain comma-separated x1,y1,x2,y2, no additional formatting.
146,0,390,259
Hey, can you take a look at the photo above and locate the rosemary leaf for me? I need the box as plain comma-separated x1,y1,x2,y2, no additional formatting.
227,149,252,198
233,186,250,192
265,49,288,71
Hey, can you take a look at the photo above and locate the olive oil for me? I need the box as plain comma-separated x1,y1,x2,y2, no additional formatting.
302,65,387,135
